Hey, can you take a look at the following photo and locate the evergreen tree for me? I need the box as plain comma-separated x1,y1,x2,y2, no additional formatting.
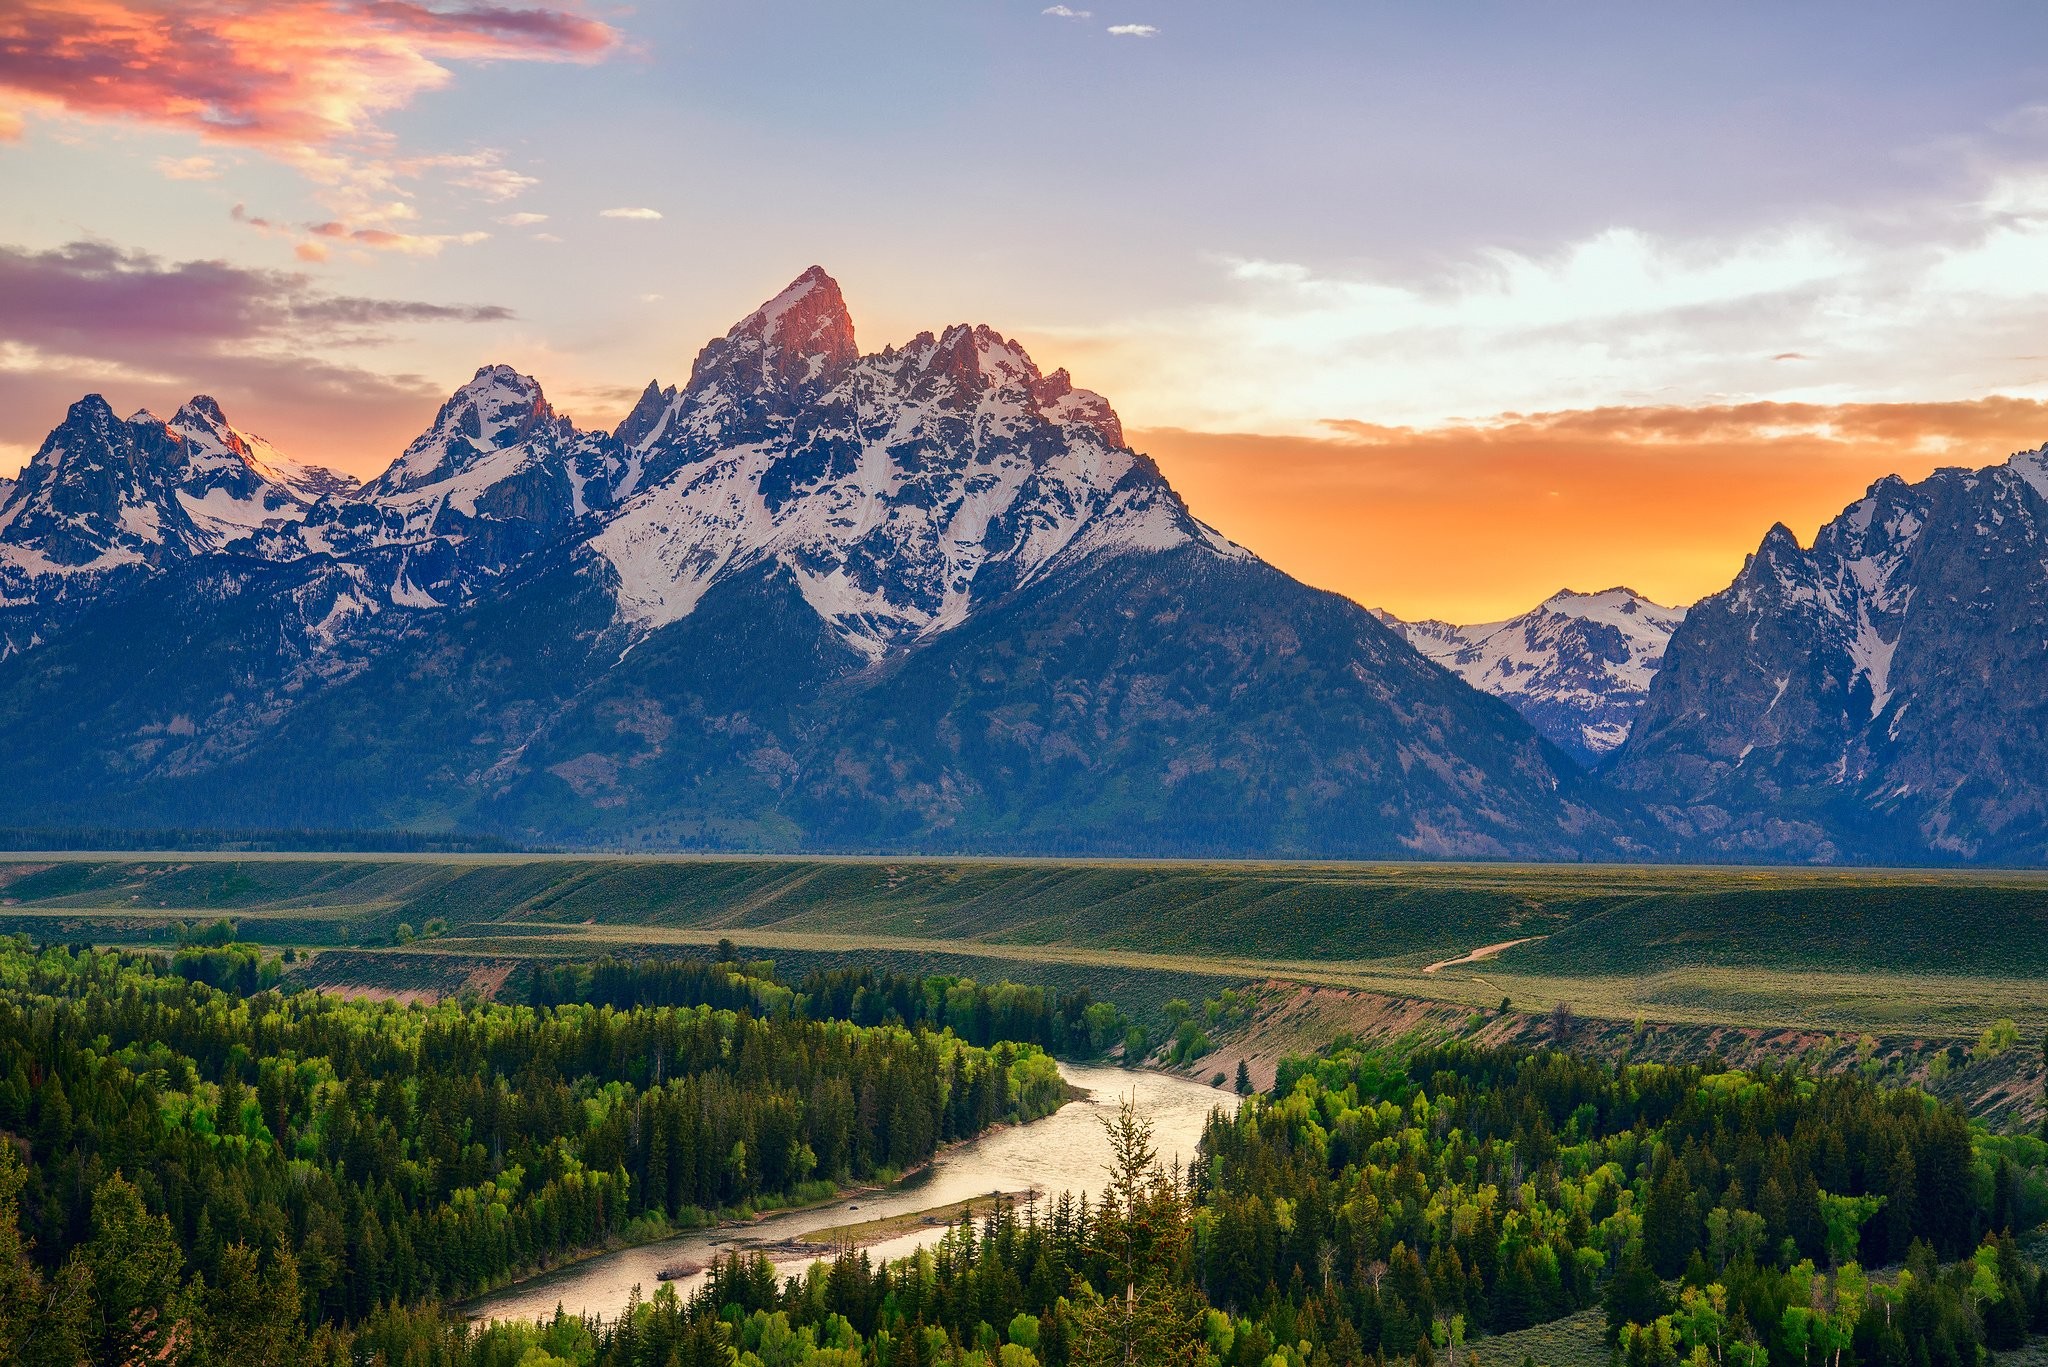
78,1174,187,1367
189,1242,305,1367
1070,1099,1200,1366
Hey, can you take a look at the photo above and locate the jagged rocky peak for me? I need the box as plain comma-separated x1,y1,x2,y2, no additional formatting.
2004,441,2048,499
689,266,860,398
1612,436,2048,861
614,378,677,450
1378,586,1685,765
168,395,284,480
591,268,1229,656
662,268,1130,455
369,364,564,495
0,394,184,573
1030,365,1125,448
882,321,1129,447
174,393,230,426
2,392,351,568
169,396,359,507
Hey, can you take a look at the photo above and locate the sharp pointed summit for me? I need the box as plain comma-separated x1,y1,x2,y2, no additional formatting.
614,378,677,450
684,267,859,405
743,265,857,363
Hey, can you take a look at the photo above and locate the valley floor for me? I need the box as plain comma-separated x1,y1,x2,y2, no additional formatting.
3,850,2044,1126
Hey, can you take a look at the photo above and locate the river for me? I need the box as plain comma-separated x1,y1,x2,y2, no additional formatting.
466,1062,1237,1325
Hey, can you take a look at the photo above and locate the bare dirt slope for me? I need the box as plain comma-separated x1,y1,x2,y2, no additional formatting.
1183,980,2047,1129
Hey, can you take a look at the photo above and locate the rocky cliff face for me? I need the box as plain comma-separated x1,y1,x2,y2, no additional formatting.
1378,588,1684,765
590,268,1231,660
1610,447,2048,862
0,268,1638,859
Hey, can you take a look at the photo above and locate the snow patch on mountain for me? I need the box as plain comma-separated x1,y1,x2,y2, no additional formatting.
1612,439,2048,860
163,397,349,549
1,267,1249,670
593,270,1240,658
0,394,362,652
1378,587,1685,762
367,365,558,497
2008,444,2048,503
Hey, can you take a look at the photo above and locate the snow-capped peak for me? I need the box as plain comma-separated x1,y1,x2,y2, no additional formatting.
1379,587,1686,762
1030,366,1126,449
159,395,344,547
591,268,1236,658
0,391,334,597
691,266,860,396
170,395,285,479
367,365,557,496
1538,586,1686,635
2008,442,2048,502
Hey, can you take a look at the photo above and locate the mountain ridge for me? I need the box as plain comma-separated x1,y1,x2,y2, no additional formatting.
1611,443,2048,863
1376,587,1685,766
0,266,1637,860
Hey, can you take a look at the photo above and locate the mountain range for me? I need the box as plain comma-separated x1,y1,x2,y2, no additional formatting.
0,266,2042,863
0,269,1638,859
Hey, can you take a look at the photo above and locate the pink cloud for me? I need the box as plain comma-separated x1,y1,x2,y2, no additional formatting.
0,237,519,470
0,1,620,147
0,238,511,350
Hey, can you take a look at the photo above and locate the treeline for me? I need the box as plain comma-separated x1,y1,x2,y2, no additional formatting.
1192,1042,2047,1353
530,954,1129,1058
1609,1237,2041,1367
95,1041,2048,1367
0,938,1065,1364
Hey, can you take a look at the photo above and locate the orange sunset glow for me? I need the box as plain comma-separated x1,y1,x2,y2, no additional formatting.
1139,397,2048,620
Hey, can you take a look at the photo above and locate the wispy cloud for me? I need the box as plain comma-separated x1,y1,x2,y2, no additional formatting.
0,240,510,351
463,168,538,200
496,212,549,227
600,207,663,220
0,2,620,258
306,221,490,257
1107,24,1159,37
1042,5,1092,17
154,154,222,181
1060,169,2048,436
0,238,517,470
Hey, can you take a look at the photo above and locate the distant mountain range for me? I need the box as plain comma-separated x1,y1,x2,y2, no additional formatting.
1375,588,1684,766
0,266,2042,863
0,268,1639,860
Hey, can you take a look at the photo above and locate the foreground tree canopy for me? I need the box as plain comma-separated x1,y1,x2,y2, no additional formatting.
0,938,2043,1366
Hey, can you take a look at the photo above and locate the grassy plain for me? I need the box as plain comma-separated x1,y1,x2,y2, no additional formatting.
2,853,2045,1043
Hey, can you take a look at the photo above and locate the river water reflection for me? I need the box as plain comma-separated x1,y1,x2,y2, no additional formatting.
467,1061,1237,1325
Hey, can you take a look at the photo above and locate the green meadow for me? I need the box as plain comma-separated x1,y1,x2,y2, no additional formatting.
2,852,2043,1040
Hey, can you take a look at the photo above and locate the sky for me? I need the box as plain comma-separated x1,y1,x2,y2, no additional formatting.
3,1,2048,620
